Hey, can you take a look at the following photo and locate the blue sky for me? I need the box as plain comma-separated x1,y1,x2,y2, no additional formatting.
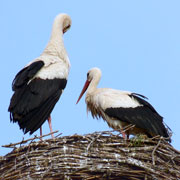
1,1,180,155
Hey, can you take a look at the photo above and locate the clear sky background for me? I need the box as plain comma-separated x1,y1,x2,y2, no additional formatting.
1,1,180,156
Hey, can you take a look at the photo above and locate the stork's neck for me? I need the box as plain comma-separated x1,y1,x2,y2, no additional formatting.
49,17,64,44
43,18,67,61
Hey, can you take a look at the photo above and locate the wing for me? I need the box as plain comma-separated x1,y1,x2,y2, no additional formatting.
12,61,44,91
103,92,170,140
8,61,67,134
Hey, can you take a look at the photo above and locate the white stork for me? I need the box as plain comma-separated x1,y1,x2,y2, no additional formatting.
76,67,171,142
8,13,71,138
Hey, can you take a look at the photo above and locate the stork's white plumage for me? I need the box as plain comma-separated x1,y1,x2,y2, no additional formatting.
77,67,171,142
8,13,71,138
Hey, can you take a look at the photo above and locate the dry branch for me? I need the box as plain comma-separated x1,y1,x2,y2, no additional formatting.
0,131,180,180
2,130,59,148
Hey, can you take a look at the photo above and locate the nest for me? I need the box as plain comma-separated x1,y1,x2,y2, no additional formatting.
0,131,180,180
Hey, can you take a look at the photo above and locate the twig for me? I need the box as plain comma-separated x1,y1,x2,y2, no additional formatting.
2,130,59,148
121,124,136,135
150,135,161,140
86,133,102,153
152,137,162,165
111,125,135,137
55,132,63,138
20,137,25,147
123,124,135,132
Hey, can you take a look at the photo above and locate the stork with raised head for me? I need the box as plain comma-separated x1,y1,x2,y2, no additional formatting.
8,13,71,138
76,67,171,142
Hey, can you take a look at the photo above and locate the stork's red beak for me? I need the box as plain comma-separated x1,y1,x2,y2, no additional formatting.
76,80,90,104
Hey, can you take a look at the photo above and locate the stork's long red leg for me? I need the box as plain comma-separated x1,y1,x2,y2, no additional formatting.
48,116,54,138
40,126,42,137
119,128,127,140
121,130,127,139
39,126,43,140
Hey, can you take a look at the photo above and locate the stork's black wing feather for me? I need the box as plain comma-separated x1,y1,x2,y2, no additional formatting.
130,93,160,115
105,93,171,142
12,61,44,91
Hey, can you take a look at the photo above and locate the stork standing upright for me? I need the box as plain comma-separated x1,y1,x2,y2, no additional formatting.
8,13,71,138
76,67,171,142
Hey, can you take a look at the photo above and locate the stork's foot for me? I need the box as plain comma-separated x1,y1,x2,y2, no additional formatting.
51,133,55,139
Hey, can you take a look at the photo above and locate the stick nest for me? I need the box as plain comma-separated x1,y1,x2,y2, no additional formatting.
0,131,180,180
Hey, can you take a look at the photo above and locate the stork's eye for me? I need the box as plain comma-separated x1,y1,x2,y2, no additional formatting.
87,72,89,78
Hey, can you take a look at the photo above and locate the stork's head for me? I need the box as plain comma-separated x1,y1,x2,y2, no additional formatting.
76,67,102,104
62,14,71,34
54,13,72,34
86,67,101,82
